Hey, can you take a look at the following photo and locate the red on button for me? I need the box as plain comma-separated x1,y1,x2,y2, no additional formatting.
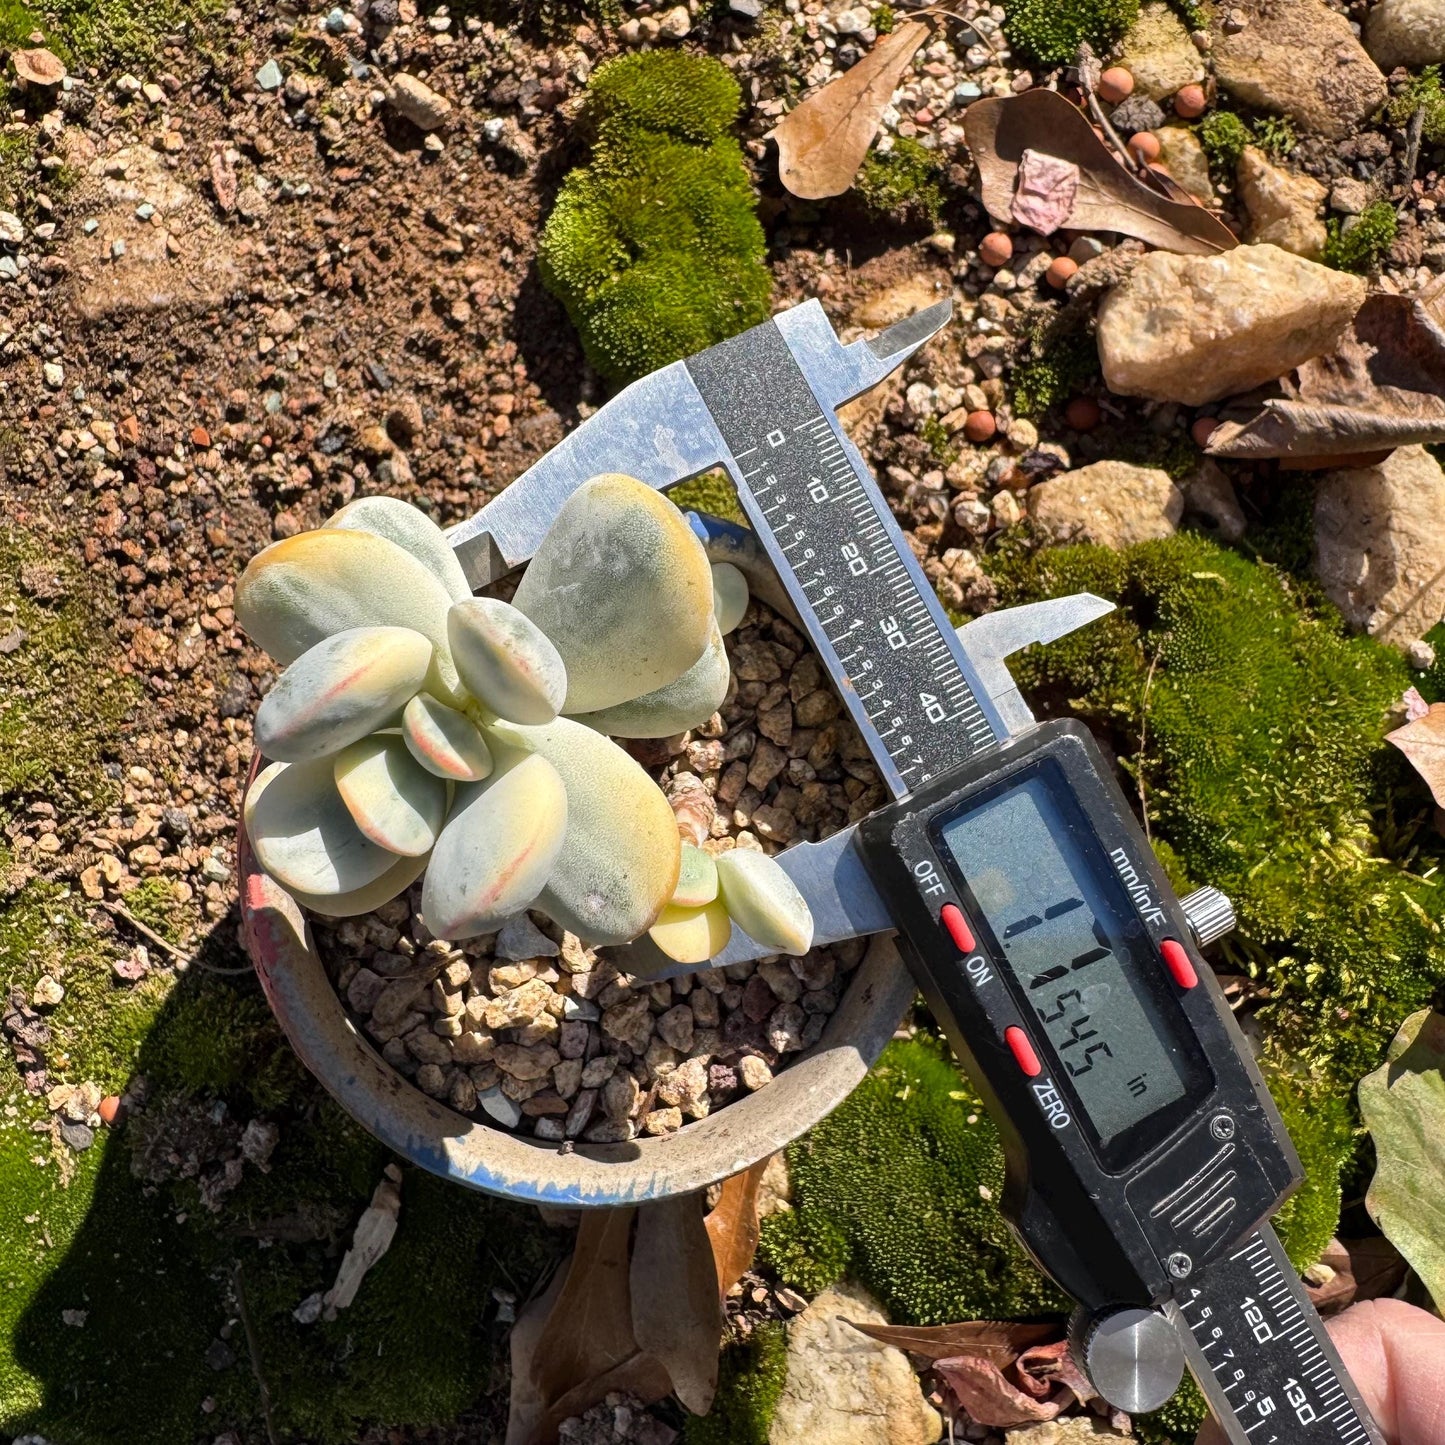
1005,1026,1042,1077
940,903,976,953
1161,939,1198,989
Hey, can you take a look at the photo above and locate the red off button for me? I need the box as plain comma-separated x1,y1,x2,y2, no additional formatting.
940,903,975,953
1161,939,1198,989
1004,1026,1042,1077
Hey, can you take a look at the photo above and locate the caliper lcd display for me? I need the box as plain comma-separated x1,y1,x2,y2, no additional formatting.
938,767,1195,1146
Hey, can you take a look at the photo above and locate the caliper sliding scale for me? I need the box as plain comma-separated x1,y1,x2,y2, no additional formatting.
446,301,1384,1443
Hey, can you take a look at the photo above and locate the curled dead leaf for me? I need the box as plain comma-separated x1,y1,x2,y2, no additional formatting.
1305,1236,1407,1314
771,21,930,200
704,1157,770,1302
963,90,1236,255
933,1352,1068,1427
1207,286,1445,462
1387,702,1445,809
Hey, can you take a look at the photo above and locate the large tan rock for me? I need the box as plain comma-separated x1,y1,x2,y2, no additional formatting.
1029,461,1184,549
1008,1419,1131,1445
1314,446,1445,647
1366,0,1445,69
1213,0,1387,139
1155,126,1214,205
769,1281,942,1445
1118,2,1206,100
1096,244,1366,405
1237,147,1327,261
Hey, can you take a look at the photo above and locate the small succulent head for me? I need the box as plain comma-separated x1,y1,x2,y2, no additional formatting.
237,479,812,969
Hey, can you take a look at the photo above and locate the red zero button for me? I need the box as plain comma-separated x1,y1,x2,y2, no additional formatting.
1004,1026,1042,1077
1161,939,1198,989
940,903,976,953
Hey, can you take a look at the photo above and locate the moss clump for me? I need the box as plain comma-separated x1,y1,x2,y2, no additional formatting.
987,534,1445,1092
1267,1070,1355,1269
1252,114,1298,160
760,1037,1065,1324
1199,110,1251,171
1324,200,1399,274
539,52,771,387
1137,1376,1208,1444
855,137,944,223
1003,0,1139,64
871,2,896,32
1383,65,1445,145
683,1322,789,1445
1010,327,1101,419
670,468,747,525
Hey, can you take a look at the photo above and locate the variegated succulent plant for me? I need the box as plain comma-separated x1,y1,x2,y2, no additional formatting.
238,475,813,967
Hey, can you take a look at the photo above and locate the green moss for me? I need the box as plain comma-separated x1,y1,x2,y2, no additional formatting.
671,468,747,525
1325,200,1399,274
1010,328,1101,420
1252,114,1298,160
871,3,896,33
683,1322,789,1445
539,52,771,387
1136,1376,1208,1444
920,415,958,464
1267,1069,1354,1270
761,1037,1065,1324
0,0,41,51
855,137,944,223
986,534,1445,1089
1002,0,1139,65
1382,65,1445,145
1199,110,1251,172
1418,622,1445,703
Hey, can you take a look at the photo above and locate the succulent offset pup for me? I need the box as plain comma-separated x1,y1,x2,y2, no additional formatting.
237,476,813,966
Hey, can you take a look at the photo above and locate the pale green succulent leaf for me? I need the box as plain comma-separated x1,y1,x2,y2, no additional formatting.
649,898,732,964
1359,1009,1445,1310
286,849,431,919
244,757,401,897
325,494,473,603
716,847,814,956
402,692,494,781
711,561,749,635
253,626,432,763
512,473,714,713
235,528,464,704
570,618,728,738
421,752,569,941
447,597,568,725
672,843,719,908
490,715,681,946
334,733,448,857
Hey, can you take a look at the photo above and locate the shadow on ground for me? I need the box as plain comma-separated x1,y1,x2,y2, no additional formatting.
8,909,565,1445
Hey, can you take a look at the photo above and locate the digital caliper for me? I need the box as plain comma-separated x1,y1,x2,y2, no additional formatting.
447,300,1385,1442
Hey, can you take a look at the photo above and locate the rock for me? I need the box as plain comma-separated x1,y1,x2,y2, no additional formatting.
1212,0,1386,139
1236,148,1327,261
1314,447,1445,647
254,59,284,91
1029,461,1183,549
0,211,23,246
387,73,453,131
1366,0,1445,69
1096,244,1366,405
1118,2,1206,100
1154,126,1214,204
1006,1419,1130,1445
11,48,65,90
657,4,691,37
1329,176,1376,216
1183,459,1247,543
768,1281,942,1445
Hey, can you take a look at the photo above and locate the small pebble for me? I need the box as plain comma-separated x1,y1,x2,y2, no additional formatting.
1098,67,1134,104
1128,132,1161,164
1065,397,1102,432
98,1095,124,1125
978,231,1013,268
1191,416,1220,448
963,410,997,444
1045,256,1078,290
1173,85,1207,119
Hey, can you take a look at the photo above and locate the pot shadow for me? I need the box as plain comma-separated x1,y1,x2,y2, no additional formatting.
9,906,565,1445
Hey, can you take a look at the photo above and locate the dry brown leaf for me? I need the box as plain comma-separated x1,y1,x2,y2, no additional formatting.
704,1158,769,1301
507,1209,673,1445
1306,1236,1408,1314
963,90,1236,255
1207,286,1445,461
632,1195,723,1414
844,1318,1059,1365
771,21,930,200
934,1353,1068,1427
323,1165,401,1318
1387,702,1445,809
1015,1338,1093,1404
